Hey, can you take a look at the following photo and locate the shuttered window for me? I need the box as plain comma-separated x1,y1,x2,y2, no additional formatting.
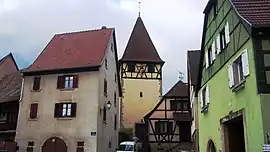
54,103,77,118
200,85,210,111
33,76,41,91
114,114,117,130
104,79,107,96
29,103,38,119
212,40,216,61
57,75,78,89
114,92,116,107
228,49,249,89
103,106,107,122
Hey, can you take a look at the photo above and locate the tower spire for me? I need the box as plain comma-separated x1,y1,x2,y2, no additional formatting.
138,0,142,17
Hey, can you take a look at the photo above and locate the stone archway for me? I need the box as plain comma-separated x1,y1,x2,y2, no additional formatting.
42,137,67,152
207,139,216,152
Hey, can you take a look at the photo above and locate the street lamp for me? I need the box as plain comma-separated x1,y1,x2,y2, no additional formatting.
106,101,112,110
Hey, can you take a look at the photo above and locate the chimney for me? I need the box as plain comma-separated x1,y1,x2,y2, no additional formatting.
101,26,107,29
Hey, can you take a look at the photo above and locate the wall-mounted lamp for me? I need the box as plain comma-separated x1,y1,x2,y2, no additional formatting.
100,101,112,111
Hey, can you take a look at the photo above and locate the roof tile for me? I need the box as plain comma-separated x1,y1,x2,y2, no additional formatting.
120,17,164,63
232,0,270,27
26,28,113,72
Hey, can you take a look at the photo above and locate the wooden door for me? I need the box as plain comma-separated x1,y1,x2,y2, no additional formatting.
42,137,67,152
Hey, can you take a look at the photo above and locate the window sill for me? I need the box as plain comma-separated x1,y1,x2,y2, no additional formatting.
28,118,38,121
201,105,209,113
31,89,42,92
232,79,246,92
57,117,73,120
59,88,75,91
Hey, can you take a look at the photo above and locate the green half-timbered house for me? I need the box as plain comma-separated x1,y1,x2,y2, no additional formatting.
196,0,270,151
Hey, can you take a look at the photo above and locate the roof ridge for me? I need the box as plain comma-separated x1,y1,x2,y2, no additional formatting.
55,27,114,36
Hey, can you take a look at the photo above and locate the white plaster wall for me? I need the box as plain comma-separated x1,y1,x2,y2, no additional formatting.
97,34,120,152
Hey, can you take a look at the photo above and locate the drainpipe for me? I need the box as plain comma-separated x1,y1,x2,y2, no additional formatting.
19,76,24,102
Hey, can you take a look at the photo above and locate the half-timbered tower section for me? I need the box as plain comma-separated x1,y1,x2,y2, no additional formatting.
187,50,200,152
144,80,193,152
197,0,270,152
0,53,21,142
15,27,122,152
119,16,164,137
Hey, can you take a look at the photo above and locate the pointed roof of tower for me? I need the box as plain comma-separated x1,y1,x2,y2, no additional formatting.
120,17,164,63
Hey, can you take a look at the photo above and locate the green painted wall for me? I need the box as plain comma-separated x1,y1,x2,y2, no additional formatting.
199,39,264,152
199,0,265,151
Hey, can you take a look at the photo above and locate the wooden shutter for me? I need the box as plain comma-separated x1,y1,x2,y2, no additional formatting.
212,40,216,61
228,64,234,88
71,103,77,117
225,22,230,44
30,103,38,119
206,85,210,104
242,49,250,76
54,103,60,117
114,114,117,130
104,79,107,95
73,75,79,88
57,76,64,89
216,35,221,54
33,76,41,90
103,107,107,122
205,50,209,69
200,91,204,108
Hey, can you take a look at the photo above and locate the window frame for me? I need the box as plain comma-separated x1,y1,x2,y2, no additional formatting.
220,28,226,50
57,75,78,89
33,76,41,91
155,121,173,134
54,102,77,118
29,103,38,119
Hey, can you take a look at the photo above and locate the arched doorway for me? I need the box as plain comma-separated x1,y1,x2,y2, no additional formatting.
207,140,216,152
42,137,67,152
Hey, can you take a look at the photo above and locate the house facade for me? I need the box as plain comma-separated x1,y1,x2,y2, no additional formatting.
15,27,122,152
197,0,270,152
187,50,200,152
119,16,164,138
0,53,21,142
144,80,193,152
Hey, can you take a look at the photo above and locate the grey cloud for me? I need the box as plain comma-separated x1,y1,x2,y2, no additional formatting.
0,0,208,93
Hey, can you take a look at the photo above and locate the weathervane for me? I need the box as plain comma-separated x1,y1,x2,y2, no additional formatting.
138,0,142,17
178,71,184,81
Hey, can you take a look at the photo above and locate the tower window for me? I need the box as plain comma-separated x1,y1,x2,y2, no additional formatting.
127,63,135,72
140,92,143,97
148,64,155,73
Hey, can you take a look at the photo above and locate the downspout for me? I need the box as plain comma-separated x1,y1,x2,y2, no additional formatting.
19,76,24,102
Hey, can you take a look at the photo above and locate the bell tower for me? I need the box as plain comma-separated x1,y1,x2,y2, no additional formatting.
119,16,165,135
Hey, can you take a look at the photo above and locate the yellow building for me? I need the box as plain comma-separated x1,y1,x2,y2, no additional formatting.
119,16,165,136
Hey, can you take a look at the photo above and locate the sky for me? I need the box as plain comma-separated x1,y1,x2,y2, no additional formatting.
0,0,208,94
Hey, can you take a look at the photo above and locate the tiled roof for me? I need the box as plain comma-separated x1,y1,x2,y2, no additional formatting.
120,17,164,63
231,0,270,27
187,50,200,86
0,71,22,103
26,28,114,72
164,80,188,98
0,53,19,79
